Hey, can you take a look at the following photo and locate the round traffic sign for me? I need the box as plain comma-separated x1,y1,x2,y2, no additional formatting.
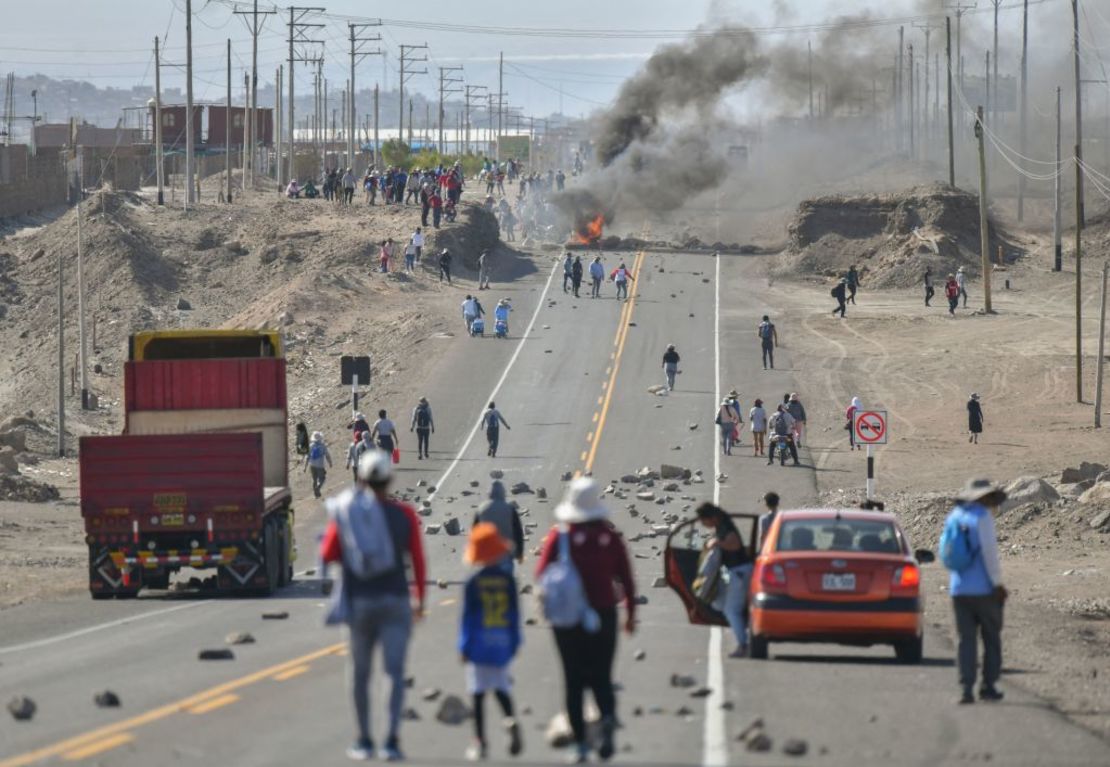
854,410,887,443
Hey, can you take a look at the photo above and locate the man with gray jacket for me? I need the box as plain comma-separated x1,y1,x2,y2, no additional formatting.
473,480,524,571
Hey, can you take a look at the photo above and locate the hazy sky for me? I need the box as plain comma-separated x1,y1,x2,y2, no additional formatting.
0,0,1096,118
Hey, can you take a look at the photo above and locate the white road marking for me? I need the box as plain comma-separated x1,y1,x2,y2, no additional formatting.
703,252,728,767
428,260,560,500
0,601,207,655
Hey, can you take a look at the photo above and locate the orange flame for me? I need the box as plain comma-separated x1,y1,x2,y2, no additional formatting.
575,214,605,244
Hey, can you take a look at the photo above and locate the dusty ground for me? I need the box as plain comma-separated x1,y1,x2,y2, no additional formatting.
0,174,509,608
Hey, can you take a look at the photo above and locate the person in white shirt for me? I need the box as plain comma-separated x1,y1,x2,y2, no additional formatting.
411,228,424,263
956,266,968,308
749,399,768,457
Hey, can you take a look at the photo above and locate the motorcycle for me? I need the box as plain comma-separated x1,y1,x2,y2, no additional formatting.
770,434,796,466
494,319,508,338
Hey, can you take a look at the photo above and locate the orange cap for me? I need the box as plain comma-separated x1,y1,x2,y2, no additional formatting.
464,522,511,566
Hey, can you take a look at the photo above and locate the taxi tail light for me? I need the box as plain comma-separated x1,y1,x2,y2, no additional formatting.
760,563,787,590
893,565,920,589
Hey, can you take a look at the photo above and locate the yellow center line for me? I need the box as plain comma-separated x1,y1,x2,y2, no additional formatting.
61,733,134,762
0,642,345,767
187,693,239,715
584,249,646,475
272,665,311,682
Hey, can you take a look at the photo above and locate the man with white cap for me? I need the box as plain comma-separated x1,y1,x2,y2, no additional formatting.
320,450,427,761
302,431,333,498
535,478,636,763
940,478,1007,705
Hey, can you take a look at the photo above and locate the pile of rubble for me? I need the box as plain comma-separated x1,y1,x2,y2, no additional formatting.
0,412,58,503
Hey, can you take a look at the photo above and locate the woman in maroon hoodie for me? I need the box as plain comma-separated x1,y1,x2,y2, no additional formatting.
536,477,637,764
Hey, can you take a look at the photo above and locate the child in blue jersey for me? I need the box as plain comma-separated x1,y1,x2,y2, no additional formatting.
458,523,524,761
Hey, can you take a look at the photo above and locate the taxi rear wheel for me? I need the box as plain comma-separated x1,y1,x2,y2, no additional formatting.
749,634,769,660
894,635,923,664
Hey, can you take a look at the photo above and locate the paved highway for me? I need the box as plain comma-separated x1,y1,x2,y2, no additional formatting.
1,249,1107,766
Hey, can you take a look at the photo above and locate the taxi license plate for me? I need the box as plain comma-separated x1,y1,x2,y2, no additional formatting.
821,573,856,591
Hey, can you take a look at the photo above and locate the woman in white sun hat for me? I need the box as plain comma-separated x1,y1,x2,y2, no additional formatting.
535,478,637,764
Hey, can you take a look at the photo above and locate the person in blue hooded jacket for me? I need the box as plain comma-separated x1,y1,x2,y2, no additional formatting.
942,478,1008,705
458,523,523,761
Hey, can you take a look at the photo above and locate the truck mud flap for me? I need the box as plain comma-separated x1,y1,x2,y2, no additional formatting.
89,546,141,598
217,540,270,592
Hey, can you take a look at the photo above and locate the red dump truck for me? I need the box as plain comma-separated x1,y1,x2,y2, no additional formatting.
79,329,294,599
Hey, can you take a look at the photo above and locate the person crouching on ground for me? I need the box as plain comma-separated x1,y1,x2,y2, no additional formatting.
458,523,524,761
320,450,426,761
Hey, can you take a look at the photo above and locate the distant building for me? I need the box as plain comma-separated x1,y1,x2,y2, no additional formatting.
34,122,143,149
206,106,273,147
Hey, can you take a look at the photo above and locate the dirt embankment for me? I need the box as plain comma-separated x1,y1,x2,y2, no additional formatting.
776,183,1017,288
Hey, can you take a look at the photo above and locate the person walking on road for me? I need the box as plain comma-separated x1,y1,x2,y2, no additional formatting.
924,267,935,307
371,410,399,458
716,398,741,456
846,265,861,304
956,266,969,308
749,399,767,457
481,402,510,458
459,523,524,762
613,263,632,301
785,393,807,448
831,278,848,318
589,256,605,298
410,397,434,459
846,396,862,451
757,491,780,550
473,480,524,572
349,430,375,482
967,393,984,445
320,450,427,762
571,256,584,298
477,249,492,290
662,345,680,391
536,478,636,764
940,478,1008,705
696,503,752,658
462,295,479,333
757,315,778,370
303,431,334,498
562,253,574,294
439,248,453,284
945,273,960,315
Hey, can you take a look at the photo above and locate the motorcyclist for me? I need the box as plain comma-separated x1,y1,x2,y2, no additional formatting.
766,405,799,466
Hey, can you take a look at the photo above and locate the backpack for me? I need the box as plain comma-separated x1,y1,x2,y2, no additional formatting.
773,414,789,437
309,441,325,461
830,287,838,297
759,322,773,340
414,405,431,429
540,529,600,632
939,510,980,572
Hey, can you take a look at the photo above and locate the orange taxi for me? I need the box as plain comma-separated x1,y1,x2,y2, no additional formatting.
749,509,933,663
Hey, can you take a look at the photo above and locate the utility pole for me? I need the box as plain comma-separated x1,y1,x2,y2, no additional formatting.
990,0,1001,126
439,65,463,154
465,84,486,156
56,219,64,456
946,16,955,187
909,44,915,158
287,7,325,187
76,158,89,410
808,41,814,119
1055,86,1063,272
226,39,232,204
1097,261,1109,427
154,36,165,206
233,2,275,192
945,2,976,94
1074,0,1084,403
399,44,429,146
975,106,993,314
497,51,504,160
373,84,379,167
408,98,413,146
348,21,382,170
185,0,195,208
896,27,904,151
1018,0,1029,221
1073,0,1085,229
275,65,282,187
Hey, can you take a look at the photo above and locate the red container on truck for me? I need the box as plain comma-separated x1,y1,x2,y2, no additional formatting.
79,330,294,598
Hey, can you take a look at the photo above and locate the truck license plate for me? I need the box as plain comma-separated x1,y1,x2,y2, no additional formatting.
161,512,184,526
822,573,856,591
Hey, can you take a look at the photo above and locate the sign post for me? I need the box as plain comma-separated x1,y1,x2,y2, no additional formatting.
853,409,888,501
340,355,372,417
